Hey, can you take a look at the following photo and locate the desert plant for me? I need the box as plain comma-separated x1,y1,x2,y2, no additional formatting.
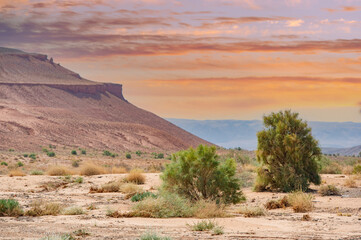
71,150,77,155
9,169,26,177
47,151,56,157
344,177,357,188
71,160,79,168
63,206,84,215
23,154,29,157
353,164,361,174
26,200,63,216
0,199,23,217
29,153,37,160
131,192,157,202
156,153,164,159
47,166,73,176
162,144,243,204
237,206,266,217
40,234,74,240
320,162,342,174
0,161,8,166
318,185,340,196
213,226,224,235
30,170,44,175
119,183,143,196
17,161,24,167
125,169,146,184
81,149,86,155
265,196,290,210
302,214,311,221
136,150,142,156
139,232,172,240
9,148,15,152
125,153,132,159
255,110,321,192
111,166,127,174
288,191,313,213
75,177,83,184
80,163,105,176
188,220,216,231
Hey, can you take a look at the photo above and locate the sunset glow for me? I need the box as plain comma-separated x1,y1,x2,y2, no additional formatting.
1,0,360,121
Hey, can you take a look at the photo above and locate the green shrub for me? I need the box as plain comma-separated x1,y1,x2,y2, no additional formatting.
72,160,79,168
29,153,37,160
23,154,29,158
126,153,132,159
42,148,48,153
188,220,216,231
8,149,14,152
17,161,24,167
255,110,321,192
157,153,164,159
75,177,83,184
213,226,224,235
30,170,44,175
162,145,243,204
81,149,86,155
318,185,340,196
136,151,142,156
0,162,8,166
40,234,74,240
47,151,56,157
320,162,342,174
353,164,361,174
103,150,111,156
0,199,23,216
139,232,171,240
131,192,157,202
71,150,77,155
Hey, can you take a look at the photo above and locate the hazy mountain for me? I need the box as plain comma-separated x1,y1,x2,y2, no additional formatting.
167,118,361,154
0,47,209,151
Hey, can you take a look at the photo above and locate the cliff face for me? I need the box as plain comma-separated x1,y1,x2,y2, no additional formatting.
0,47,209,151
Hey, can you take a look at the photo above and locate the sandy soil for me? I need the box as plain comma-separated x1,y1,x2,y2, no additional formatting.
0,174,360,240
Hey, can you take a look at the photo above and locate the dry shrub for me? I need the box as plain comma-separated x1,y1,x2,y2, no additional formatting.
344,177,357,188
119,183,143,195
26,200,63,216
342,166,354,175
125,169,145,184
47,166,73,176
111,166,127,174
193,200,228,218
237,206,266,217
89,181,122,193
265,196,290,210
288,191,313,213
80,163,105,176
242,164,257,172
63,206,84,215
318,185,340,196
9,169,26,177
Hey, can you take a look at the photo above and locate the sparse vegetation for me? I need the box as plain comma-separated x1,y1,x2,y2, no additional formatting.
353,164,361,174
29,153,37,160
136,150,142,156
71,160,79,168
80,163,105,176
162,144,243,204
0,199,23,217
265,196,290,210
344,177,357,188
47,166,73,176
9,169,26,177
288,191,313,213
47,151,56,157
255,110,321,192
131,192,157,202
71,150,77,155
237,206,266,217
138,232,172,240
318,185,340,196
126,153,132,159
30,170,44,175
0,161,8,166
17,161,24,167
111,166,127,174
188,219,216,231
75,177,83,184
81,149,86,155
26,200,63,216
63,206,84,215
125,169,146,184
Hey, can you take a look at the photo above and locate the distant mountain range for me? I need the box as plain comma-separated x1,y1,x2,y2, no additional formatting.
167,119,361,156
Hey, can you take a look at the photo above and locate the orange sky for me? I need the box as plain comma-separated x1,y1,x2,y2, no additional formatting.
1,0,360,121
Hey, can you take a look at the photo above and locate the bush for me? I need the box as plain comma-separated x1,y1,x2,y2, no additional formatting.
353,165,361,174
162,145,243,204
0,199,23,217
157,153,164,159
237,206,266,217
119,183,143,195
47,166,73,176
29,153,37,160
188,220,216,231
72,160,79,168
344,177,357,188
288,191,313,213
23,154,29,158
125,169,146,184
17,161,24,167
139,232,172,240
47,151,56,157
30,170,44,175
75,177,83,184
125,153,132,159
80,163,105,176
318,185,340,196
265,196,290,210
40,234,74,240
0,161,8,166
111,166,127,174
9,170,26,177
131,192,157,202
63,206,84,215
255,110,321,192
71,150,77,155
81,149,86,155
25,200,63,216
320,162,342,174
136,151,142,156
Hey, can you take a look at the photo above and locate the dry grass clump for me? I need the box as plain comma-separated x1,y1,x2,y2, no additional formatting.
63,206,84,215
288,191,313,213
125,169,145,184
302,214,311,221
80,163,105,176
237,206,266,217
192,200,228,218
26,200,63,216
111,166,127,174
119,183,143,196
47,166,73,176
9,169,26,177
265,196,290,210
342,166,354,175
344,177,357,188
318,185,341,196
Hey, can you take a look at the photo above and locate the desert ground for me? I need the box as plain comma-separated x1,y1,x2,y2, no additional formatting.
0,170,360,240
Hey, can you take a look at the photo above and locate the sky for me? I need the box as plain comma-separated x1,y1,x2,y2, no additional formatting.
0,0,360,122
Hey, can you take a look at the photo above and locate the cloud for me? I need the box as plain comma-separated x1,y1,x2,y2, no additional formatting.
286,19,304,27
324,6,360,13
